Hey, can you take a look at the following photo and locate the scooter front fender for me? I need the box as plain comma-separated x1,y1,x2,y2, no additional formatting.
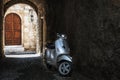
57,55,72,63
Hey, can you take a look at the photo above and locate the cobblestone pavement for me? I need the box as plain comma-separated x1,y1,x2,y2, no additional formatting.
0,54,92,80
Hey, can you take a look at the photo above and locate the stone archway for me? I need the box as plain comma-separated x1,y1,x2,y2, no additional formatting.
4,3,39,54
0,0,47,57
4,0,38,14
3,0,47,55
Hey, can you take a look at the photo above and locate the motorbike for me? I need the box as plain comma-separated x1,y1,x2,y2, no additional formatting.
44,33,72,76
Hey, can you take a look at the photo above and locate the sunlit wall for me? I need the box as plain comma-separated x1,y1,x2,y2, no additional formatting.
4,3,38,52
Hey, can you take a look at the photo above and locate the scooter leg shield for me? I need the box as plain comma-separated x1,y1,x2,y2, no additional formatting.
57,55,72,63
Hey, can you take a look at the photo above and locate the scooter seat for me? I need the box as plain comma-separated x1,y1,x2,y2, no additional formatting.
46,43,55,49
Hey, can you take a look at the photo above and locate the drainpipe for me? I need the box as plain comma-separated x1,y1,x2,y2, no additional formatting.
40,16,44,53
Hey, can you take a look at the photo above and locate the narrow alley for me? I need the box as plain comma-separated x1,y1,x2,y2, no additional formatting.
1,0,120,80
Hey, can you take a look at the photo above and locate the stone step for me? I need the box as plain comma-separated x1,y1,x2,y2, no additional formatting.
4,46,24,53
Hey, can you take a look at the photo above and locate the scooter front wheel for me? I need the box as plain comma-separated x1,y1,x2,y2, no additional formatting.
58,61,72,76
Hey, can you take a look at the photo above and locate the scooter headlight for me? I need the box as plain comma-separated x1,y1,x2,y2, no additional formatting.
61,34,67,39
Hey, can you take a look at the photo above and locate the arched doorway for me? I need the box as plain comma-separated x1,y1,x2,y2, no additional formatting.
4,3,39,54
1,0,47,57
5,13,21,45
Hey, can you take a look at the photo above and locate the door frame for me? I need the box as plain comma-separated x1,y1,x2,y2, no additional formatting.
4,13,22,46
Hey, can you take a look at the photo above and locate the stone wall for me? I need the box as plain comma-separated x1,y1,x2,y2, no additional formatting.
45,0,120,79
45,0,66,41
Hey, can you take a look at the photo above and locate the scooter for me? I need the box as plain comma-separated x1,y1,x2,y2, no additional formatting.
44,33,72,76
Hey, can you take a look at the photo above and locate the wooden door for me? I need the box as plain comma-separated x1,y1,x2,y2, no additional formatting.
5,13,21,45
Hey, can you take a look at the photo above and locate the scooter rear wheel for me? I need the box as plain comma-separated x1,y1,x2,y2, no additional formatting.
58,61,72,76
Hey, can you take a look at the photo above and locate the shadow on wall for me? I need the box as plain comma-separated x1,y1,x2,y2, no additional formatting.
45,0,120,79
0,0,4,59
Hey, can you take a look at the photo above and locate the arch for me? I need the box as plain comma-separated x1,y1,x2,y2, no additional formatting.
3,3,41,54
3,0,47,54
4,0,38,14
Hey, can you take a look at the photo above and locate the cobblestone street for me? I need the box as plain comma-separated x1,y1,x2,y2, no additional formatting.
0,54,91,80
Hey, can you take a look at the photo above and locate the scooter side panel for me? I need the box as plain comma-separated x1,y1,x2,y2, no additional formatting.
57,55,72,63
